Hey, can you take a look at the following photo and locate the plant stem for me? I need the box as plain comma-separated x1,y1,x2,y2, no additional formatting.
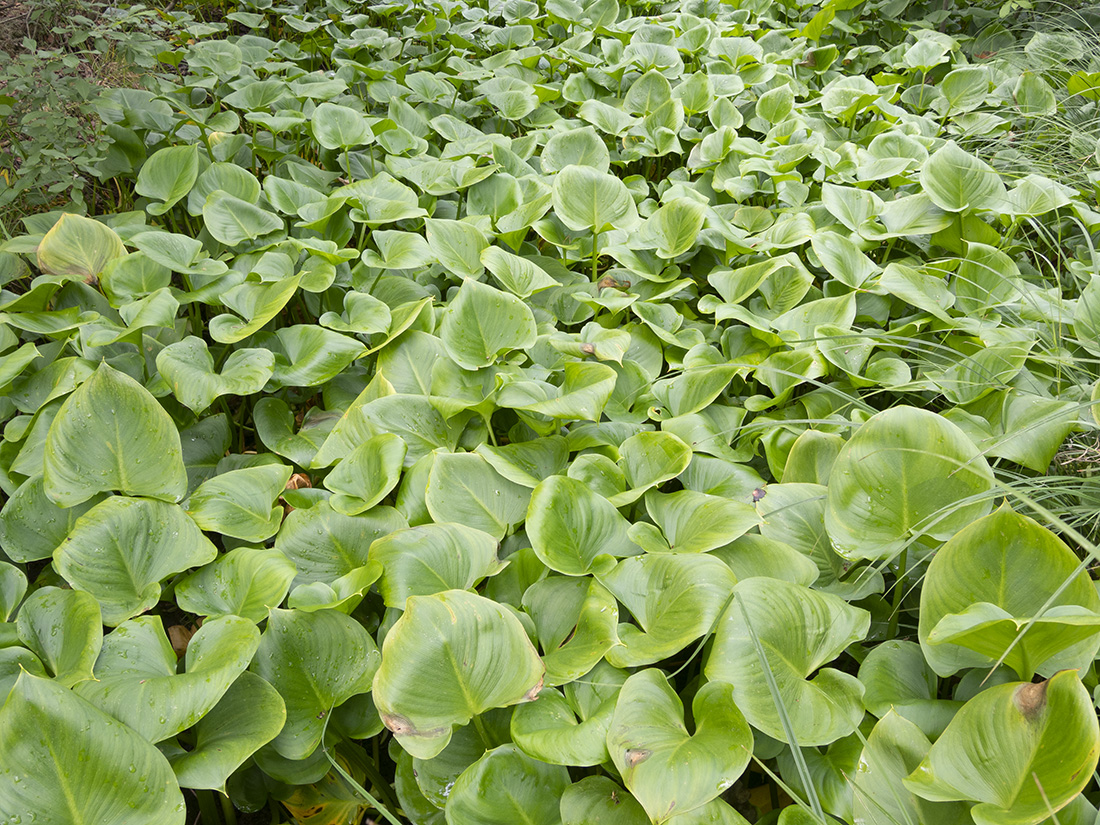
887,546,908,640
196,789,222,824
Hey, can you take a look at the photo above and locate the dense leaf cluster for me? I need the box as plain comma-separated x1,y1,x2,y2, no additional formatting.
2,0,1100,823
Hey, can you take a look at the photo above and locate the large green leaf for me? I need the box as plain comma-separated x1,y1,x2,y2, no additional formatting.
371,522,504,608
858,640,960,738
920,140,1006,213
424,218,489,279
166,670,286,791
36,213,126,281
0,474,102,562
0,561,25,621
705,578,869,746
522,576,619,686
642,489,759,553
852,711,971,825
552,164,640,233
323,432,406,515
251,608,380,760
311,102,372,149
156,337,275,413
526,475,636,575
905,671,1099,825
53,496,217,625
135,144,200,216
445,744,570,825
511,686,616,767
44,362,188,507
275,501,407,583
16,585,102,687
0,673,187,824
561,777,649,825
203,190,283,246
373,590,544,759
825,406,995,560
919,505,1100,678
175,545,296,622
439,278,538,370
599,553,737,668
74,614,259,743
607,670,753,823
425,451,531,540
186,463,292,542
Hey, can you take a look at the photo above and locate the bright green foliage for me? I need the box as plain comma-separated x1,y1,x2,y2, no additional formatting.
1,0,1100,822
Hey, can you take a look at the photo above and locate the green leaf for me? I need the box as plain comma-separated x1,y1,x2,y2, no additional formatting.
919,505,1100,678
186,463,292,542
252,608,380,760
642,198,707,259
44,362,188,507
311,102,372,149
522,576,619,686
0,474,103,562
16,586,102,687
920,141,1006,213
136,144,200,216
275,501,407,584
424,218,490,279
175,545,296,622
481,247,558,298
0,561,25,622
203,190,283,246
526,475,636,576
36,213,126,281
338,173,427,226
1014,72,1057,116
157,336,275,413
853,711,971,825
373,590,544,759
858,640,961,738
561,776,649,825
552,165,640,233
542,126,611,174
705,578,869,746
511,686,615,767
54,496,217,626
825,407,995,561
612,431,693,506
324,432,407,515
607,670,753,823
0,673,187,824
167,670,286,791
444,744,570,825
425,452,531,540
643,489,759,553
599,553,736,667
371,522,505,608
439,278,538,370
905,671,1099,825
74,614,259,743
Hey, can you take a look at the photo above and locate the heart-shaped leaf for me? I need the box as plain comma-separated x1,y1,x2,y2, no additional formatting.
54,496,216,626
825,407,995,560
74,614,259,743
705,578,869,746
0,673,187,824
607,670,752,823
373,590,544,759
919,505,1100,678
904,671,1099,825
251,608,380,760
44,363,188,507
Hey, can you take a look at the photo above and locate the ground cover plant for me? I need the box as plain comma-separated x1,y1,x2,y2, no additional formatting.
2,0,1100,822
